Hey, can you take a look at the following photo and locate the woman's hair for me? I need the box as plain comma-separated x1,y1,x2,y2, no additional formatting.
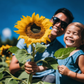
54,8,74,24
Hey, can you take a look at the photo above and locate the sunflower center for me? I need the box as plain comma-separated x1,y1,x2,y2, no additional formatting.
26,23,45,39
31,23,41,33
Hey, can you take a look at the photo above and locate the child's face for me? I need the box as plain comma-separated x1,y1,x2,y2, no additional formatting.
64,25,82,48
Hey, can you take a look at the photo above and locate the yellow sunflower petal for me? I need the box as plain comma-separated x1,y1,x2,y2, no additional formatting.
14,30,26,36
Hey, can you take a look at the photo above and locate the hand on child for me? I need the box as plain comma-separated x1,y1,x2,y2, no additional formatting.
58,65,70,76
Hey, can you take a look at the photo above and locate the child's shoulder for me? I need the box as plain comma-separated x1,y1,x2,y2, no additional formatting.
69,49,84,57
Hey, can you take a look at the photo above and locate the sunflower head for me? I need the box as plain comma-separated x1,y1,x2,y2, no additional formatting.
14,12,52,47
0,44,12,56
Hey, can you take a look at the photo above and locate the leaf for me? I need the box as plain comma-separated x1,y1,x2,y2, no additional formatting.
0,62,8,67
32,81,43,84
18,71,29,79
36,43,47,53
5,78,18,84
15,49,33,67
5,78,12,84
9,79,18,84
8,46,19,53
0,67,5,73
43,57,58,70
0,82,3,84
43,81,51,84
0,73,3,80
32,81,51,84
54,47,76,59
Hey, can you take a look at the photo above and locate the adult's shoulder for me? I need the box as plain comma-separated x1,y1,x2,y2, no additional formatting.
54,38,64,48
16,39,27,49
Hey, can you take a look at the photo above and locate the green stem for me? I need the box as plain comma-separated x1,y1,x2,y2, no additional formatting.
28,43,35,84
28,74,33,84
31,43,35,61
36,60,48,64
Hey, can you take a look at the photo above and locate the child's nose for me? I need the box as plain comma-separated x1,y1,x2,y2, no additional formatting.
69,33,73,37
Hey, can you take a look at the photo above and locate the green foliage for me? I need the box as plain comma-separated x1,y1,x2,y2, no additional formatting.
43,47,76,70
8,46,19,53
18,71,29,79
32,81,53,84
15,49,33,68
0,73,3,80
0,43,76,84
0,67,5,73
36,43,47,53
0,56,28,84
54,47,76,59
5,78,18,84
43,57,58,70
0,82,3,84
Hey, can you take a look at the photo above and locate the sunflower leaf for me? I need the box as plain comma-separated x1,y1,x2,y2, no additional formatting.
18,71,29,79
0,73,3,80
14,49,33,68
0,67,5,73
7,46,19,53
36,43,47,53
0,62,8,67
43,81,51,84
43,57,58,70
5,78,18,84
54,47,76,59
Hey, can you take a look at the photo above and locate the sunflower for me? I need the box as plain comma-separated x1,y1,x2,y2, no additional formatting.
0,44,12,56
5,57,12,66
14,12,52,47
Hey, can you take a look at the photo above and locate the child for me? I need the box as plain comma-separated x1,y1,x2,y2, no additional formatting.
57,22,84,84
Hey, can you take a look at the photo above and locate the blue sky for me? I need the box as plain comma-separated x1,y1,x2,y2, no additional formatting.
0,0,84,47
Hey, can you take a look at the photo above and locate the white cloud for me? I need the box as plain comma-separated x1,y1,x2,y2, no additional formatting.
2,28,12,39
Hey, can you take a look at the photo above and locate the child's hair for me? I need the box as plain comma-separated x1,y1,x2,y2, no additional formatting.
66,22,84,49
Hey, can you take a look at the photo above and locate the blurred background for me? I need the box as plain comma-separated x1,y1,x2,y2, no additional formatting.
0,0,84,47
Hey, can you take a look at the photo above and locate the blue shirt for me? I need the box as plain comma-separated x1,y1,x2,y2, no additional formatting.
17,38,64,78
56,50,84,84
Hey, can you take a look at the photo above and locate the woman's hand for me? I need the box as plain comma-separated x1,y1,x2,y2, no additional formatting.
58,65,70,76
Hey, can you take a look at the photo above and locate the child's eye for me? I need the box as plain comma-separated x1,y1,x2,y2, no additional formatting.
66,31,70,34
74,32,78,35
